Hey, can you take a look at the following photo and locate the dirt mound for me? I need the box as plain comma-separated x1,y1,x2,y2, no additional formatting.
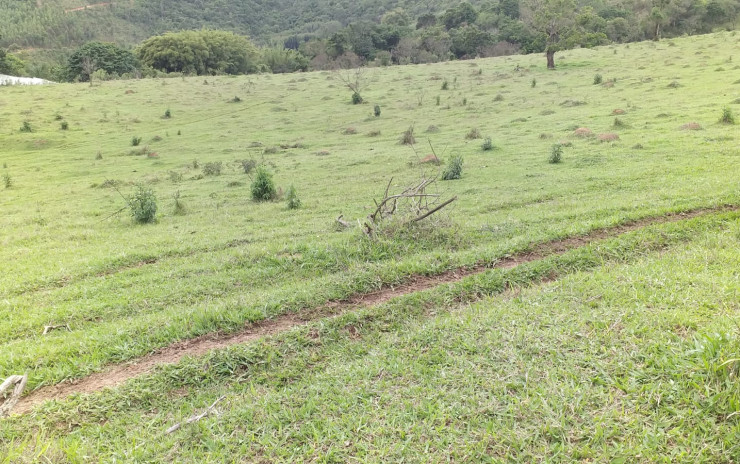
612,109,626,115
573,127,594,137
598,133,620,142
680,122,702,130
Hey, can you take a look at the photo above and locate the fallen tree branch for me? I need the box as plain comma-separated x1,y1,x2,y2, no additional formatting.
166,396,225,434
0,374,28,417
335,215,352,229
42,324,71,335
408,196,457,223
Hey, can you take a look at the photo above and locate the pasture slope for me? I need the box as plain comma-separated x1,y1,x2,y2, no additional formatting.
1,31,740,461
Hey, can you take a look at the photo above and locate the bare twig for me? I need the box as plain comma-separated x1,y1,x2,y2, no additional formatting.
336,215,352,229
408,196,457,223
42,324,71,335
0,374,28,417
165,396,225,434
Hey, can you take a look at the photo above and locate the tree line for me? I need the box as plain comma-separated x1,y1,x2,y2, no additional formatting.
1,0,738,81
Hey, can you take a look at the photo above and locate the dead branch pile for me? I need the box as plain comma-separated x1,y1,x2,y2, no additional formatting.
363,176,456,237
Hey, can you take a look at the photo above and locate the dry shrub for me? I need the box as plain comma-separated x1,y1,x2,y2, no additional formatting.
598,133,619,142
343,127,358,135
680,122,702,130
573,127,594,138
612,109,626,115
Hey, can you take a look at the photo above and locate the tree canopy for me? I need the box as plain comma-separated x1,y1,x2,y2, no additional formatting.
65,42,138,82
136,30,259,75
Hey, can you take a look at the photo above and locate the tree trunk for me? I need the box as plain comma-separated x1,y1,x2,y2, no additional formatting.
546,50,555,69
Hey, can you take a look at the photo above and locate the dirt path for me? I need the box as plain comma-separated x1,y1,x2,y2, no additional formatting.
12,205,737,415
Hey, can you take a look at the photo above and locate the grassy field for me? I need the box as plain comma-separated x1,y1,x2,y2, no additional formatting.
1,31,740,461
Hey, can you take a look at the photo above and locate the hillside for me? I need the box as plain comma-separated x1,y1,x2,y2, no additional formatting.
0,0,452,49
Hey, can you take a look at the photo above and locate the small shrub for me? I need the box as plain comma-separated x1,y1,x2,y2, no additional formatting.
3,173,12,188
177,130,182,135
719,107,736,124
612,109,626,115
549,144,563,163
251,166,277,201
192,159,199,169
231,96,242,103
168,170,183,182
240,159,257,174
60,121,69,130
285,184,301,209
667,81,681,88
374,104,381,117
441,80,449,90
465,128,481,139
540,109,556,116
352,92,363,104
482,137,494,151
613,117,628,128
680,122,702,130
436,95,440,105
400,126,415,145
202,161,223,176
163,108,171,119
367,130,381,137
493,93,504,102
343,127,358,135
172,190,186,215
95,151,103,160
54,114,63,121
593,74,603,85
531,78,536,88
131,136,142,146
263,146,280,154
128,184,157,224
426,125,440,133
442,156,463,180
462,97,467,106
539,133,553,139
19,121,32,133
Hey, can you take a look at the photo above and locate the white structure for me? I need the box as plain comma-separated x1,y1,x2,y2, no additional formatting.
0,74,54,86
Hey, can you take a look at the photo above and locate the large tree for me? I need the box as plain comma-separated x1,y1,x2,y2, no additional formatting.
0,49,25,75
65,42,138,82
522,0,576,69
137,30,259,75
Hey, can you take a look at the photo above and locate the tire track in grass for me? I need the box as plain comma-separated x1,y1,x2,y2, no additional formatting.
11,204,739,415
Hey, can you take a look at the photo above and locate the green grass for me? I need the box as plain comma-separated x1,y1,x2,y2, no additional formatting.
2,208,740,461
2,31,740,458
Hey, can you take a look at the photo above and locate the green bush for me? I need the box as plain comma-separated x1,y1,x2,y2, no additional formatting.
374,104,381,117
720,107,736,124
251,166,277,201
482,137,494,151
352,92,363,105
172,190,186,215
593,74,603,85
60,121,69,130
442,156,463,180
128,184,157,223
19,121,32,133
285,184,301,209
131,136,142,146
163,108,172,119
441,80,449,90
549,144,563,164
3,173,12,189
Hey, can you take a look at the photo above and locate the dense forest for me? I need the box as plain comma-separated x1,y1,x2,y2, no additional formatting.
1,0,738,79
